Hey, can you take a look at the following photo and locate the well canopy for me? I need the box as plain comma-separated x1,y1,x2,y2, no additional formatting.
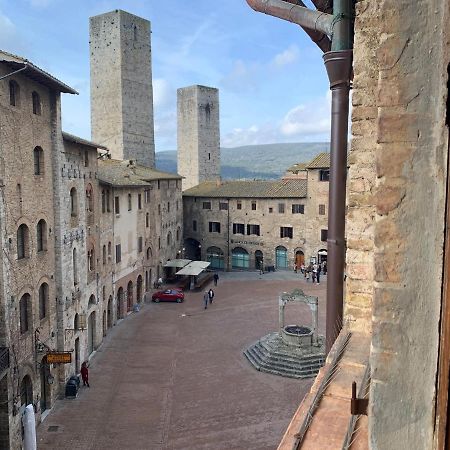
175,261,210,276
164,259,192,268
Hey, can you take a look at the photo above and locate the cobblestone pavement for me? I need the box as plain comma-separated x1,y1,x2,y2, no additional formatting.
37,271,326,450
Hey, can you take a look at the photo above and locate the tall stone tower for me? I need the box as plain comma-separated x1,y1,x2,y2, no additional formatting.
89,10,155,168
177,85,220,190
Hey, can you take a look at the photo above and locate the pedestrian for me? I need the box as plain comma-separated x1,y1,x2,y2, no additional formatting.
293,263,297,273
208,288,214,304
317,263,322,284
213,273,219,286
323,261,327,275
259,262,264,275
313,263,318,283
300,263,305,274
81,361,90,387
203,291,209,309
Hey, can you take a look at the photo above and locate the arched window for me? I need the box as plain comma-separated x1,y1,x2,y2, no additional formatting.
74,313,79,330
17,224,30,259
167,232,172,247
36,219,47,252
86,184,93,213
32,91,41,115
70,188,78,217
176,227,181,241
39,282,48,320
20,375,33,406
73,248,78,285
9,80,19,106
146,247,152,260
88,248,95,271
33,146,44,175
20,293,31,333
145,213,149,228
89,294,96,307
108,241,112,256
102,245,106,265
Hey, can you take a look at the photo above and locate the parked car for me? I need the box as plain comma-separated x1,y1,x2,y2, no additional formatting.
152,289,184,303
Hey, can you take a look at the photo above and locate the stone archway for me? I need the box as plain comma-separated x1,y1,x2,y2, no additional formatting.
117,287,124,319
295,250,305,268
127,281,133,312
88,311,96,355
136,275,143,303
107,296,113,328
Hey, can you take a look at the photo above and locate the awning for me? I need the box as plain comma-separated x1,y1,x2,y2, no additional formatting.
164,259,192,268
175,261,211,276
318,250,328,255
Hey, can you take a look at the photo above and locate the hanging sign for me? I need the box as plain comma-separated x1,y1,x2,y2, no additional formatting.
46,352,72,364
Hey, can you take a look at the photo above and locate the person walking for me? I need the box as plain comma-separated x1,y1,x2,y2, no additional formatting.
293,263,297,273
81,361,90,387
317,263,321,284
208,288,215,304
213,273,219,286
203,291,209,309
323,261,327,275
312,264,318,283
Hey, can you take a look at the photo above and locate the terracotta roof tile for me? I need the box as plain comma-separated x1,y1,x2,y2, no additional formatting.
306,152,330,169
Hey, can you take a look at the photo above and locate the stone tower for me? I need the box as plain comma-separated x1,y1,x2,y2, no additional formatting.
177,85,220,190
89,10,155,168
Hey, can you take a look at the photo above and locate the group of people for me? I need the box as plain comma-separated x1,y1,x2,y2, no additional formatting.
203,288,215,309
293,261,327,284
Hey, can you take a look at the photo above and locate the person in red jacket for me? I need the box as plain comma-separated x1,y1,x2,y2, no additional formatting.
81,361,90,387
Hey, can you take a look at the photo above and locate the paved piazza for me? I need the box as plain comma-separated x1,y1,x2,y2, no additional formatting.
37,272,326,450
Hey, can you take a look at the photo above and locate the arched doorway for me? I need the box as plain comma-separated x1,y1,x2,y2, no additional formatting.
145,270,149,292
255,250,264,270
102,310,106,336
206,246,224,269
184,238,201,260
74,337,80,374
40,356,50,412
137,275,143,303
107,296,113,328
276,246,288,269
232,247,249,269
117,287,124,319
318,249,327,264
20,375,33,407
88,311,96,355
127,281,133,312
295,250,305,268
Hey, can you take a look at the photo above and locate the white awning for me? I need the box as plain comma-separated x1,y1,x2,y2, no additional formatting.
175,261,211,276
318,250,328,255
164,259,192,268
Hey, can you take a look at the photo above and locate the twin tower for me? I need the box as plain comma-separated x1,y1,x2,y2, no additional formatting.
89,9,220,190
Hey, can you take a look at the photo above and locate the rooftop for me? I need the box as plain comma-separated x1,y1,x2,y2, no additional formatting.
0,50,77,94
183,179,307,199
98,159,181,188
62,132,107,150
306,152,330,169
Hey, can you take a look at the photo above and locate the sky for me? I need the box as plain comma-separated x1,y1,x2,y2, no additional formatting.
1,0,331,151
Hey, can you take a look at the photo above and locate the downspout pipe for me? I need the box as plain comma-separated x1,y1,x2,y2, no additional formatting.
246,0,333,36
324,0,353,353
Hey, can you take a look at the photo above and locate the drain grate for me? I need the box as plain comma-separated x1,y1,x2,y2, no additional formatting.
47,425,59,432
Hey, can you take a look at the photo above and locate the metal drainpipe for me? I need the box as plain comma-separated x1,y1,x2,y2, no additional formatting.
323,0,353,353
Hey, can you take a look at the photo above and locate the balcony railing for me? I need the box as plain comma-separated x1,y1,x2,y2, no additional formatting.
0,347,9,374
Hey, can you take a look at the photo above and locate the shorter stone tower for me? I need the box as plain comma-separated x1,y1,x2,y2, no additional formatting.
177,85,220,190
90,10,155,167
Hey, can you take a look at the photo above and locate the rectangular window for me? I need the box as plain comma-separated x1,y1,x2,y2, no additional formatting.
247,224,260,236
319,169,330,181
280,227,293,239
106,190,111,212
193,220,197,231
209,222,221,233
251,201,257,211
128,194,132,211
102,190,106,213
138,194,142,210
84,151,89,167
158,204,161,215
269,207,273,213
144,189,150,203
114,196,120,214
237,201,242,210
115,244,121,263
278,203,285,214
219,202,228,211
321,229,328,241
292,204,305,214
168,202,170,213
202,201,211,210
138,237,143,253
319,204,326,215
233,223,245,234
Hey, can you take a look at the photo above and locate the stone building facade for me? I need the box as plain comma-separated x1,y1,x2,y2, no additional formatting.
278,0,450,449
183,153,330,272
90,10,155,168
177,85,220,191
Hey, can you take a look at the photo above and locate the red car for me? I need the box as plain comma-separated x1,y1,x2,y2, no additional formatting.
152,289,184,303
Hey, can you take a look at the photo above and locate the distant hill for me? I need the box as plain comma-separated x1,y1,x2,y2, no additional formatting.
156,142,330,180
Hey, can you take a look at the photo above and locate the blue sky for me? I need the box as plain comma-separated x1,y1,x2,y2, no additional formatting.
1,0,331,151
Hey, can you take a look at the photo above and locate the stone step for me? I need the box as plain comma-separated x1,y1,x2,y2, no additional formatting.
259,336,324,359
257,340,325,365
244,345,323,378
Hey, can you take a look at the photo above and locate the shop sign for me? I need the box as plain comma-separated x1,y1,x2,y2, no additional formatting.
46,352,72,364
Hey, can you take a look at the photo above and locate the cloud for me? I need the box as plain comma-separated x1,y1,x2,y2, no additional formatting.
221,92,332,147
220,59,260,93
271,44,299,68
153,78,171,109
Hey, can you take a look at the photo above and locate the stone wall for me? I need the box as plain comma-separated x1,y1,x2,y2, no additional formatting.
90,10,155,168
